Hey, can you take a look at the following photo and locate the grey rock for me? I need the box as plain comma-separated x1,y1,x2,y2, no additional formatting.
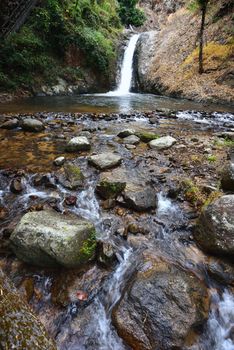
122,183,157,211
113,253,209,350
117,129,136,138
96,169,127,199
149,136,177,150
57,163,85,190
66,136,91,152
10,210,96,267
21,118,45,132
88,152,122,170
221,162,234,191
0,118,18,129
54,156,65,166
123,135,140,145
195,195,234,258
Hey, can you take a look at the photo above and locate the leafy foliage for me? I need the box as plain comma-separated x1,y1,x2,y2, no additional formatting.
118,0,145,27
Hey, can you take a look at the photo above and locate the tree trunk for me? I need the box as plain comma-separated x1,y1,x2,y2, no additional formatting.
198,4,207,74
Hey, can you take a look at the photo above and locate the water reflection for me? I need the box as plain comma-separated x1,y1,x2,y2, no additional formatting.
0,93,233,114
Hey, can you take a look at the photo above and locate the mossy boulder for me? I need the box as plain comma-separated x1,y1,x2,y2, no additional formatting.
96,170,126,199
10,210,96,268
57,163,85,190
136,131,159,143
194,195,234,259
0,269,56,350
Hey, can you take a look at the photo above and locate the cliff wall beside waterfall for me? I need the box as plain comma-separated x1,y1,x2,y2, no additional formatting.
136,0,234,104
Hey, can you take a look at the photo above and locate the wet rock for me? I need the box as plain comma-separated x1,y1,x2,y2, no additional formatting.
0,206,8,221
53,156,65,166
123,135,140,145
205,258,234,286
97,241,116,266
149,136,177,150
0,269,56,350
127,222,149,235
136,131,159,143
57,163,84,190
125,144,136,150
122,184,157,211
33,174,57,188
113,253,209,350
117,129,136,138
10,210,96,268
10,178,24,194
96,170,126,199
0,118,19,129
65,195,77,206
88,152,122,170
66,136,91,152
195,195,234,258
221,162,234,191
21,118,45,132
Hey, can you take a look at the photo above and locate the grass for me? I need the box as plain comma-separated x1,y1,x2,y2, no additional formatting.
207,154,217,162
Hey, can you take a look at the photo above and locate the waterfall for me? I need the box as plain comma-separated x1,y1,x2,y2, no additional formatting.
108,34,140,96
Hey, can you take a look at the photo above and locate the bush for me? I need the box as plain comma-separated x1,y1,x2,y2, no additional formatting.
118,0,145,27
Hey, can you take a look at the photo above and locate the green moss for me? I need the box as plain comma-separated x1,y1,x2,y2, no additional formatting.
65,163,84,181
79,228,96,262
136,132,160,143
96,180,126,199
207,154,217,162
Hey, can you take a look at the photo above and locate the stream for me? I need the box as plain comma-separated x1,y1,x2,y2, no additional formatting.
0,33,234,350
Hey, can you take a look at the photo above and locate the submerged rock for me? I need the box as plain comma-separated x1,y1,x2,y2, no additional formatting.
88,152,122,170
57,163,85,190
221,162,234,191
195,195,234,258
66,136,91,152
0,269,56,350
10,210,96,268
149,136,177,150
21,118,45,132
113,253,209,350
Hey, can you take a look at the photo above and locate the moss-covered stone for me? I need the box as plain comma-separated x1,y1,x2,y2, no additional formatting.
57,163,85,190
136,132,159,143
0,269,56,350
96,180,126,199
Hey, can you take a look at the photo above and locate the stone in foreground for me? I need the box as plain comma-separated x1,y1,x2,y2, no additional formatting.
149,136,177,150
21,118,45,132
113,252,209,350
0,270,56,350
88,152,122,170
10,210,96,267
195,195,234,258
221,162,234,191
66,136,91,152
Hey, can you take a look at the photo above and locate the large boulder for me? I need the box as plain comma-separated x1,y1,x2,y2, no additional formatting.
149,136,177,150
194,195,234,258
0,269,56,350
88,152,122,170
113,252,209,350
10,210,96,268
66,136,91,152
221,162,234,191
21,118,45,132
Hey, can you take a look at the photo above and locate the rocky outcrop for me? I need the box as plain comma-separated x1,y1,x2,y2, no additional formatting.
10,210,96,267
113,252,209,350
195,195,234,258
0,269,56,350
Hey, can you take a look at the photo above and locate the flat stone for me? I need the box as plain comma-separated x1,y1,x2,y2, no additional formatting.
149,136,177,150
88,152,122,170
21,118,45,132
66,136,91,152
10,210,96,268
122,135,140,145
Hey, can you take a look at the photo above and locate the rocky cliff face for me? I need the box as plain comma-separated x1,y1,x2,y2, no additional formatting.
136,0,234,104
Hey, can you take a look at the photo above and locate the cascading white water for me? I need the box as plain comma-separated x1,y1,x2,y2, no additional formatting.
108,34,140,96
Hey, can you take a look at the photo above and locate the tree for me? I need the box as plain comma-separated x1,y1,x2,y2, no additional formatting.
197,0,209,74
